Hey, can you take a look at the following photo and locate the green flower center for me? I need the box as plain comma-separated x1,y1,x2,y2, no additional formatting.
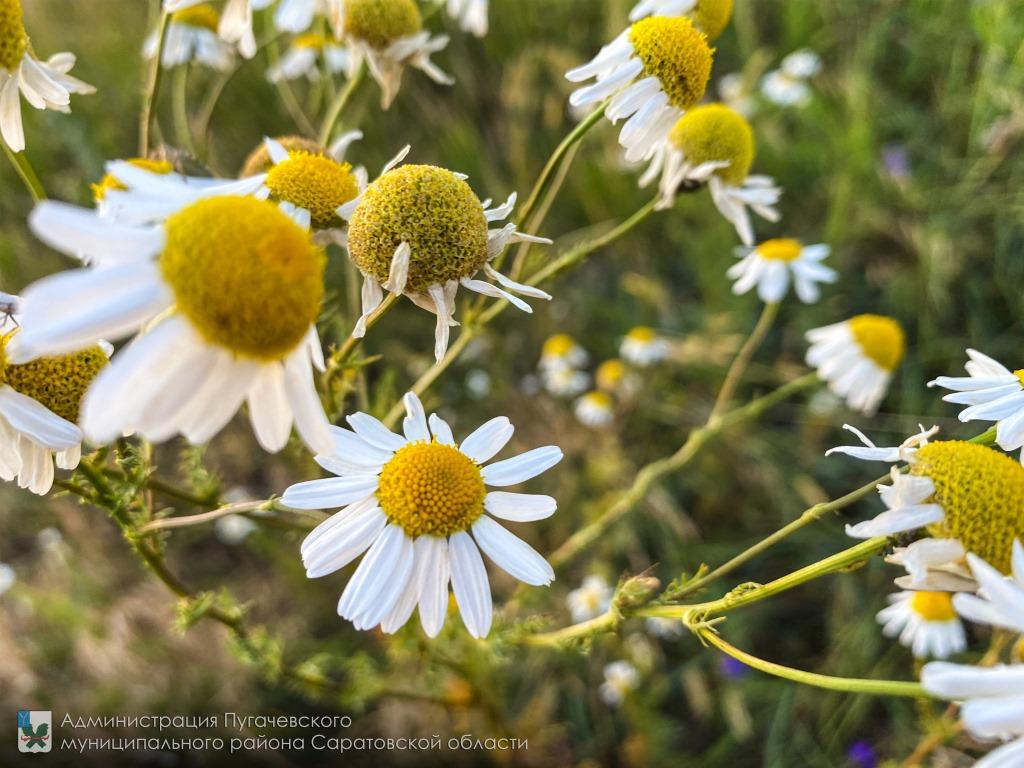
1,336,107,422
343,0,422,48
265,151,359,230
669,103,753,186
0,0,27,72
849,314,905,373
627,17,713,111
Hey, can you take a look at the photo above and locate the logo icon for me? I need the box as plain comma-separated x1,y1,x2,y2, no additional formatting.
18,711,52,753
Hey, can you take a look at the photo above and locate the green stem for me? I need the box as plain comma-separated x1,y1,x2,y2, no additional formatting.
2,143,45,201
318,61,365,146
267,38,317,137
139,11,170,155
709,301,780,420
195,67,236,155
171,64,197,156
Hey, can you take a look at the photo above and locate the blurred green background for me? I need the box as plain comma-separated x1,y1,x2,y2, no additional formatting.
1,0,1023,765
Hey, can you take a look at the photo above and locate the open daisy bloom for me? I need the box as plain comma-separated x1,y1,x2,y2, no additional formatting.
446,0,488,37
575,390,614,428
566,574,613,622
163,0,270,59
14,193,334,455
600,661,640,707
342,161,552,361
620,326,669,367
729,238,836,304
761,49,821,108
267,32,349,83
0,305,108,494
805,314,904,415
875,590,966,660
929,349,1024,463
0,0,94,152
281,392,562,638
328,0,453,108
640,104,781,245
629,0,734,41
566,16,713,163
144,4,234,71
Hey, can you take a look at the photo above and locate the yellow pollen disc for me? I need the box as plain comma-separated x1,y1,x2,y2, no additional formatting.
265,151,359,230
0,0,26,72
376,441,486,538
909,591,957,622
849,314,905,373
628,17,713,111
596,360,626,391
170,3,220,31
583,391,613,409
912,441,1024,573
92,158,174,203
293,32,328,50
343,0,421,48
1,337,107,422
240,136,327,177
160,196,325,360
346,164,489,294
542,334,577,359
1014,369,1024,387
669,103,754,186
689,0,733,41
626,326,656,343
755,238,802,262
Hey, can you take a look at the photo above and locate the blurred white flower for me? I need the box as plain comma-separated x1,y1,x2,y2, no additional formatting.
566,575,613,622
542,367,590,399
600,660,640,706
717,73,755,117
267,33,350,82
215,514,258,545
446,0,488,37
465,369,492,399
761,50,820,108
729,239,836,304
164,0,269,59
575,391,614,428
620,327,669,367
876,590,966,659
645,616,684,638
274,0,328,33
144,4,234,70
0,563,14,595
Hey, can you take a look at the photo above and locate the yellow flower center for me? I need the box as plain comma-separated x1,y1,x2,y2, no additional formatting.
849,314,905,373
909,591,957,622
689,0,733,41
92,158,175,203
628,17,713,111
347,164,489,294
171,3,220,32
582,391,613,409
376,440,486,538
669,103,754,186
1014,369,1024,387
265,151,359,230
293,32,328,50
0,0,26,72
240,136,327,177
343,0,421,48
1,335,107,423
596,360,626,390
159,196,325,360
542,334,578,359
755,238,802,262
912,441,1024,573
626,326,656,343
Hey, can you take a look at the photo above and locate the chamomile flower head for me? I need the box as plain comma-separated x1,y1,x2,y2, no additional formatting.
267,32,349,82
629,0,733,40
600,660,640,707
16,193,334,455
330,0,453,108
717,72,755,116
761,49,821,108
806,315,904,416
0,308,108,494
575,390,614,428
281,392,562,638
164,0,265,59
144,4,234,70
641,104,781,244
240,135,330,177
567,16,713,163
0,0,95,152
273,0,329,33
729,239,836,304
566,574,613,622
446,0,488,37
540,334,588,372
542,367,589,398
928,349,1024,462
876,590,966,659
620,326,669,367
596,359,637,395
343,162,552,361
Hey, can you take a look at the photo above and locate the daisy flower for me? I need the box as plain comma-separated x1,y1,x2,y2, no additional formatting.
566,16,713,163
761,49,821,108
144,4,234,71
342,161,552,361
640,104,780,245
267,33,349,82
0,0,95,152
273,0,328,33
575,391,614,428
629,0,734,41
620,326,669,367
928,349,1024,462
717,72,755,117
829,426,1024,581
595,359,638,397
600,660,640,706
329,0,453,109
888,538,975,593
0,562,12,595
805,315,905,416
875,590,966,659
728,239,836,304
542,367,589,399
540,334,588,373
281,392,562,638
163,0,270,59
445,0,488,38
645,616,684,638
14,193,335,455
0,308,108,494
566,574,613,622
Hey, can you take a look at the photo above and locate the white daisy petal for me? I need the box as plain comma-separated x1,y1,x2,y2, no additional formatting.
481,446,563,486
448,530,492,638
471,515,554,586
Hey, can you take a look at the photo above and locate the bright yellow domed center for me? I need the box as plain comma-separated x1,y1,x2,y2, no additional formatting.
265,151,359,230
92,158,175,202
596,360,626,391
171,3,220,31
626,326,656,343
240,136,327,177
1,335,107,422
376,440,486,538
582,391,613,409
910,591,957,622
849,314,905,373
689,0,733,41
542,334,578,359
0,0,26,72
669,103,754,186
756,238,802,262
160,196,325,360
913,441,1024,574
346,164,489,294
628,17,713,111
343,0,421,48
